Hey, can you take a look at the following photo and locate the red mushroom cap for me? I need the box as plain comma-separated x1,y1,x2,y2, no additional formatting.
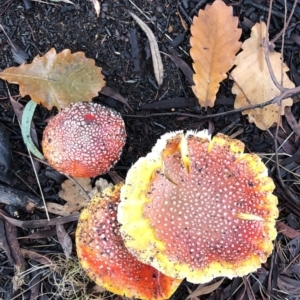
76,182,182,299
42,102,126,178
118,130,278,283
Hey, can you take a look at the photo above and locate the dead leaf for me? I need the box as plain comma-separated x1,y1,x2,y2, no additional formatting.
47,178,92,216
278,275,300,295
0,210,26,292
185,278,224,299
21,248,52,266
0,48,105,110
285,106,300,138
231,21,294,130
18,228,57,240
186,285,200,300
190,0,241,108
0,211,79,229
56,224,72,260
90,0,100,17
28,260,41,300
168,49,194,85
100,86,131,110
177,7,189,31
0,219,14,265
276,221,300,239
88,178,114,199
54,0,75,4
129,11,164,86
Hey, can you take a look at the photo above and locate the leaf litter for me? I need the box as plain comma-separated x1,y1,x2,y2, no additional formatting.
1,0,300,299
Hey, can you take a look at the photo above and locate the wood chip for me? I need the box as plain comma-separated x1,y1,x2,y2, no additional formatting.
0,184,44,211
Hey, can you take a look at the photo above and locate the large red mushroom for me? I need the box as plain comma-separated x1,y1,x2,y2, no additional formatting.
76,182,182,299
118,130,278,283
42,102,126,178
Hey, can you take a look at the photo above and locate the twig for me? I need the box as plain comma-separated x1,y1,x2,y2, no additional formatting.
273,85,300,105
123,97,276,121
0,24,17,51
280,0,288,87
244,0,285,18
0,0,13,16
65,175,91,201
23,16,36,42
28,149,50,220
5,85,50,220
264,130,294,165
270,0,298,44
267,247,276,300
264,0,289,190
263,25,285,92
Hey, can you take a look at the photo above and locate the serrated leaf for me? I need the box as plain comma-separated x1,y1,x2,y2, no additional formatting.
190,0,242,108
0,48,105,110
231,21,294,130
46,178,92,216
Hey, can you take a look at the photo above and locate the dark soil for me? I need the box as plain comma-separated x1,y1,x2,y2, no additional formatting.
1,0,300,299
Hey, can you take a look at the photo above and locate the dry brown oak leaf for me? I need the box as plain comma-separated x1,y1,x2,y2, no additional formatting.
46,178,92,216
190,0,242,108
46,178,113,216
0,48,105,110
231,21,294,130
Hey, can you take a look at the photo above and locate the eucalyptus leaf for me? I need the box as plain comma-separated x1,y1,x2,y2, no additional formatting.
21,100,44,160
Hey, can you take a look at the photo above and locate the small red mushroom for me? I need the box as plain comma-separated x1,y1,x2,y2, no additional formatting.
118,130,278,283
75,182,182,299
42,102,126,178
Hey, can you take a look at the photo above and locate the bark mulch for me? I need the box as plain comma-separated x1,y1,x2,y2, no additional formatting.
1,0,300,299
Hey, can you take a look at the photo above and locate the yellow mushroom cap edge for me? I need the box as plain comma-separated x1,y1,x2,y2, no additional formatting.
117,130,278,284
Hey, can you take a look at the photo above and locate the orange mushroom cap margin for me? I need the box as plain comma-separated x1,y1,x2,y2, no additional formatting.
118,130,278,284
42,102,126,178
75,182,182,300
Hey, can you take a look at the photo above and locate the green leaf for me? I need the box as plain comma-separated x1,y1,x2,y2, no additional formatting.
21,100,44,160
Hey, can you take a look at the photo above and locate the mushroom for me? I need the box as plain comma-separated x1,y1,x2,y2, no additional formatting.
118,130,278,284
76,182,182,299
42,102,126,178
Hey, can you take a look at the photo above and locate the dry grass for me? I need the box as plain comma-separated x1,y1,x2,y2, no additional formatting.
17,254,109,300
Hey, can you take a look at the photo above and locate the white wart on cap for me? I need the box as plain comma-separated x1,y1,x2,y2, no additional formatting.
42,102,126,178
118,130,278,283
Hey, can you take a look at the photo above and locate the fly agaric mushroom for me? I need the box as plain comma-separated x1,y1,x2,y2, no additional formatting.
118,130,278,284
76,182,182,299
42,102,126,178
